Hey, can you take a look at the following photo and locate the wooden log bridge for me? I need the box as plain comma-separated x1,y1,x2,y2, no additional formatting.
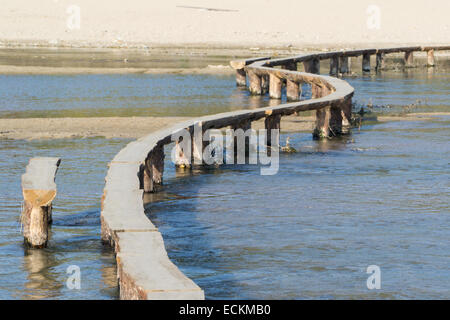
101,45,449,300
21,157,61,248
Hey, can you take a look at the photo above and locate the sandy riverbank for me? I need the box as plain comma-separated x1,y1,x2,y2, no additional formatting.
1,113,448,140
1,1,449,49
0,116,314,140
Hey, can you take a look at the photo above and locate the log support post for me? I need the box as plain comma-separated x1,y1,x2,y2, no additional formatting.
312,85,339,139
191,121,211,166
339,56,350,74
231,119,252,159
286,80,300,101
427,49,435,67
404,51,414,67
264,113,281,148
362,53,371,73
247,70,262,95
143,144,165,193
340,97,353,134
261,74,270,94
330,56,339,76
303,58,320,74
269,73,282,99
313,106,332,139
376,52,385,71
174,135,191,168
235,69,247,87
21,157,61,248
329,105,343,136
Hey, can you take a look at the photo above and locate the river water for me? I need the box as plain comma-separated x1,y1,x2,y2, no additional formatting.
0,62,448,299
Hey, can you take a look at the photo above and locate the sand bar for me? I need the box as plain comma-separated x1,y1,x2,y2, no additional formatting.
1,113,449,140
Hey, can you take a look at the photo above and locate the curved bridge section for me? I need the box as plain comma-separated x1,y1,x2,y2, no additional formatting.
101,45,449,299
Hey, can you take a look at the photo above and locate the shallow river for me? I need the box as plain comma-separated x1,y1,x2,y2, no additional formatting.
0,65,448,299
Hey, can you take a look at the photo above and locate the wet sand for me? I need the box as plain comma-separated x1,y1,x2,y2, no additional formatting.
2,113,448,140
0,116,313,140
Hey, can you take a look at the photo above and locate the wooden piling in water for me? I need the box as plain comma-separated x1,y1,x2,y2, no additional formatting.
269,73,282,99
143,144,165,193
286,80,299,101
330,56,339,76
261,74,270,94
340,98,353,134
329,105,343,136
427,49,435,67
362,53,371,72
311,85,330,139
21,157,61,248
404,51,414,67
231,119,252,159
312,85,344,139
247,70,262,95
303,58,320,74
235,69,246,87
376,52,385,71
339,56,350,74
174,137,191,168
264,113,281,147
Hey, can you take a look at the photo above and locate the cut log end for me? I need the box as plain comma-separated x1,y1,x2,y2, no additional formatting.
21,157,60,248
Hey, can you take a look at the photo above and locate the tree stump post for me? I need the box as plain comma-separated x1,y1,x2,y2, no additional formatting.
264,113,281,148
376,52,385,71
339,56,350,74
404,51,414,67
362,53,371,72
21,157,61,248
312,85,334,139
247,70,262,95
329,105,343,136
330,56,339,76
427,49,435,67
261,74,270,94
191,121,208,166
286,80,300,101
231,119,252,161
143,144,165,193
235,69,247,87
269,73,282,99
303,58,320,74
174,135,191,168
340,97,353,134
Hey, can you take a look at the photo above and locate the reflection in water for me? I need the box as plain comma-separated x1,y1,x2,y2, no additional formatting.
22,247,63,299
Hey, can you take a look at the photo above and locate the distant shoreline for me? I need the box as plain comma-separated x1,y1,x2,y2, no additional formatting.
1,45,449,75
